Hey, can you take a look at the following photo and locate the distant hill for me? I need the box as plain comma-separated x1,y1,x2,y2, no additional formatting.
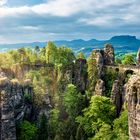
0,35,140,56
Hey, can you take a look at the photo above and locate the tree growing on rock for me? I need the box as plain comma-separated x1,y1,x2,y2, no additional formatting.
122,54,135,65
45,41,57,64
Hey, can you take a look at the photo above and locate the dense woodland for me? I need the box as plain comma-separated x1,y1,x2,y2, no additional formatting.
0,41,136,140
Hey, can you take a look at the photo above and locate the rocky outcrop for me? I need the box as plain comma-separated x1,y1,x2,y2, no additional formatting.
95,79,105,96
111,80,122,116
90,49,104,78
0,77,17,140
90,44,115,78
0,77,33,140
38,88,51,120
136,48,140,65
57,64,74,92
125,75,140,140
73,59,88,93
104,44,115,65
11,64,33,80
87,45,115,96
0,68,14,79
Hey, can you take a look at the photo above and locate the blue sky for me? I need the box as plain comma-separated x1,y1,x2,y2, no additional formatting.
0,0,140,43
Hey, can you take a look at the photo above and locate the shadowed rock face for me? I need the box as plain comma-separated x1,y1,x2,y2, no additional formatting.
73,59,88,93
0,77,33,140
111,80,122,116
125,75,140,140
90,49,104,79
0,78,17,140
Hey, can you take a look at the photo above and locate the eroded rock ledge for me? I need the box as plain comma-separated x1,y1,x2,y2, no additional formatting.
125,75,140,140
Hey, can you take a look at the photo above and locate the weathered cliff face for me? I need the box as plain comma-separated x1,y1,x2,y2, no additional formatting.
0,77,33,140
73,59,88,93
91,50,104,78
0,68,14,79
57,60,88,93
95,79,105,96
0,77,17,140
92,44,115,66
90,44,115,78
111,80,122,116
57,64,74,92
11,64,31,80
136,48,140,65
38,88,51,120
125,75,140,140
104,44,115,65
85,45,115,96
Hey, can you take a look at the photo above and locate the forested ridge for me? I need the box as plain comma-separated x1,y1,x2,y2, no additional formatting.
0,41,137,140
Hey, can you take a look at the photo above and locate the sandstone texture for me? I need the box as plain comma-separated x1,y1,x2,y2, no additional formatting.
73,59,88,93
95,79,105,96
104,44,115,65
125,75,140,140
111,80,122,116
0,77,33,140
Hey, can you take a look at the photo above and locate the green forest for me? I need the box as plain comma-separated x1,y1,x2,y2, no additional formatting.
0,42,136,140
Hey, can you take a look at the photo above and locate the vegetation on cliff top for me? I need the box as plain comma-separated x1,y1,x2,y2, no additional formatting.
0,42,130,140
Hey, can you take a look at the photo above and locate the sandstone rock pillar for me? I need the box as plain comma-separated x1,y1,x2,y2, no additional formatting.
125,75,140,140
0,77,16,140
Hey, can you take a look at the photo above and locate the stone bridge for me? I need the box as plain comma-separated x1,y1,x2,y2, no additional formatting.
105,65,140,75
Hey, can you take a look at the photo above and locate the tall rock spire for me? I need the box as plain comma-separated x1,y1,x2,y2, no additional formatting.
136,48,140,65
104,44,115,65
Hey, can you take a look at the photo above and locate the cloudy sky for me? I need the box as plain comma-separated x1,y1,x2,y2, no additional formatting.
0,0,140,43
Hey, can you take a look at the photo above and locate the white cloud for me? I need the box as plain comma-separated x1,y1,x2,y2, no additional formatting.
32,0,86,16
78,16,114,26
0,0,92,17
0,0,139,19
0,0,140,43
0,6,30,17
0,0,139,25
0,0,7,6
19,25,39,30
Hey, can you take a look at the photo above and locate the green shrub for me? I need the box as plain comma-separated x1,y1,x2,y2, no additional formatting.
24,93,32,103
18,121,38,140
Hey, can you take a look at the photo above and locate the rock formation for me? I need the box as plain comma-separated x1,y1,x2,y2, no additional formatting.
2,43,139,139
136,48,140,65
104,44,115,65
0,77,17,140
90,44,115,77
0,77,33,140
111,80,122,116
125,75,140,140
90,49,104,78
95,79,105,96
57,64,74,92
73,59,88,93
